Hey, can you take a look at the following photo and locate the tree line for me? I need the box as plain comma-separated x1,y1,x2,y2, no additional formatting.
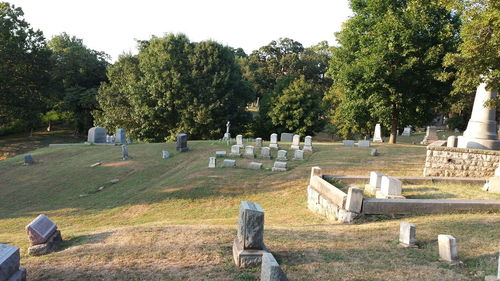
1,0,498,143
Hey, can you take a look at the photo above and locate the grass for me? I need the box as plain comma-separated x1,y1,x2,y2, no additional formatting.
0,133,499,280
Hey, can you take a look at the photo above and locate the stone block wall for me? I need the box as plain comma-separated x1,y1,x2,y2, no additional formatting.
423,146,500,178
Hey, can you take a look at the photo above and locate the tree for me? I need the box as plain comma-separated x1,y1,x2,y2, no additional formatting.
94,34,253,141
48,33,109,134
0,2,51,134
327,0,460,142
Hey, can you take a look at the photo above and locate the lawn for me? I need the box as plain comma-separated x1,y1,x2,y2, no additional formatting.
0,135,498,280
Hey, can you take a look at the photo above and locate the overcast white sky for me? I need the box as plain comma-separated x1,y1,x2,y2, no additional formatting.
10,0,353,62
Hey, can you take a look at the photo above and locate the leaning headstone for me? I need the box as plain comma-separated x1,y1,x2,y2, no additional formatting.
115,128,126,144
208,157,216,168
290,135,300,150
343,140,355,147
176,133,188,152
421,126,438,145
215,151,227,157
245,146,256,158
261,147,271,159
260,252,288,281
447,136,457,148
293,150,304,160
230,145,241,157
233,201,267,268
256,138,263,147
303,136,313,151
370,148,378,156
373,124,383,142
280,133,294,143
272,161,287,172
364,171,383,194
438,235,458,263
401,126,411,136
399,222,417,248
121,145,129,160
25,214,62,256
87,127,106,143
0,244,26,281
248,162,263,169
236,135,244,148
23,155,34,165
223,159,236,167
376,176,404,199
269,134,279,149
162,150,170,159
276,150,287,161
358,140,370,147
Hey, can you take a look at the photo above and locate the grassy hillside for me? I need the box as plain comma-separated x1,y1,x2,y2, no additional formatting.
0,139,499,280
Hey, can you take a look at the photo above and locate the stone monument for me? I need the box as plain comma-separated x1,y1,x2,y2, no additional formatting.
293,150,304,160
421,126,439,145
230,145,241,157
116,128,126,144
223,121,231,140
438,234,458,263
0,244,26,281
23,155,34,165
256,138,263,147
457,83,500,150
223,159,236,167
276,150,287,161
261,147,271,159
176,133,188,152
373,124,383,142
272,161,287,172
303,136,313,151
208,157,216,168
233,201,267,268
269,134,279,149
260,252,288,281
121,145,129,160
245,146,256,158
88,127,106,143
401,126,411,136
399,222,417,248
25,214,62,256
280,133,294,143
447,135,457,148
236,135,244,148
290,135,300,150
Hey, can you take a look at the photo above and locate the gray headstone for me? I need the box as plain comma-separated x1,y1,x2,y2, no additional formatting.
215,151,227,157
223,159,236,167
293,150,304,160
115,128,126,144
237,201,265,249
303,136,313,151
23,155,34,165
260,252,288,281
256,138,263,147
176,133,188,152
245,146,256,158
280,133,294,143
230,145,241,157
399,222,416,247
162,150,170,159
87,127,106,143
208,157,216,168
346,187,363,213
343,140,355,147
276,150,287,161
358,140,370,147
370,148,378,156
121,145,129,160
248,162,263,169
261,147,271,159
290,135,300,150
25,214,57,246
269,134,279,148
272,161,287,172
438,235,458,262
236,135,244,148
401,127,411,136
0,244,21,281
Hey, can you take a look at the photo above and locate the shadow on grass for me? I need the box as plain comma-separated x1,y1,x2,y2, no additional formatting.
60,231,115,250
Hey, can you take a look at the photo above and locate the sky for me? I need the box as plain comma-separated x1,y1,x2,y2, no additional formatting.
10,0,353,62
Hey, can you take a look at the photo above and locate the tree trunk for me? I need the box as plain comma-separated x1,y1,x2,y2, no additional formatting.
388,103,398,144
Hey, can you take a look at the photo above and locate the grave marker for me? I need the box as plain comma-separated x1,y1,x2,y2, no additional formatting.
447,136,457,148
293,150,304,160
215,151,227,157
373,124,383,142
25,214,62,256
401,127,411,136
276,150,287,161
290,135,300,150
230,145,241,157
358,140,370,147
399,222,417,248
162,150,170,159
343,140,355,147
280,133,294,143
272,161,287,172
23,155,34,165
233,201,267,268
245,146,256,158
116,128,126,144
376,176,404,199
438,235,458,263
0,244,26,281
176,133,189,152
223,159,236,167
87,127,106,143
269,134,279,148
421,126,438,145
303,136,313,151
260,252,288,281
248,162,263,169
208,157,216,168
236,135,244,148
256,138,263,147
261,147,271,159
121,145,129,160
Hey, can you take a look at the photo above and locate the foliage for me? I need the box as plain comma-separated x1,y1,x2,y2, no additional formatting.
94,34,253,141
327,0,460,142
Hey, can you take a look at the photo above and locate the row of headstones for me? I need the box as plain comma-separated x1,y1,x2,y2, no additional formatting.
235,134,313,151
88,127,129,144
342,140,371,147
233,201,288,281
225,147,304,161
364,171,405,199
209,158,289,172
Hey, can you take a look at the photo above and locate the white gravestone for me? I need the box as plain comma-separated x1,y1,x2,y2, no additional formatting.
256,138,263,147
248,162,263,169
208,157,216,168
162,150,170,159
261,147,271,159
376,176,404,199
121,145,129,160
215,151,227,157
373,124,383,142
223,159,236,167
230,145,241,157
293,150,304,160
276,150,287,161
438,235,458,262
290,135,300,150
245,146,256,158
447,136,457,148
236,135,244,148
223,121,231,140
401,127,411,136
399,222,416,248
280,133,294,142
269,134,279,148
303,136,313,151
272,161,287,172
365,171,383,194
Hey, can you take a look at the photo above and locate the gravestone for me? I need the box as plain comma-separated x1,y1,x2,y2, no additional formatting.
276,150,287,161
109,135,115,143
24,155,34,165
376,176,404,199
106,135,111,143
438,235,458,263
358,140,370,147
25,214,62,256
293,150,304,160
370,148,378,156
223,121,231,140
345,187,363,214
87,127,106,143
401,126,411,136
260,252,288,281
261,147,271,159
223,159,236,167
447,136,457,148
303,136,313,151
245,146,256,158
215,151,227,157
373,124,383,142
233,201,267,268
272,161,287,172
248,162,263,169
343,140,355,147
176,133,188,152
365,171,383,194
236,135,244,148
280,133,294,143
399,222,417,248
290,135,300,150
208,157,216,168
121,145,129,160
256,138,263,147
485,158,500,194
116,128,126,144
230,145,241,157
0,244,26,281
162,150,170,159
421,126,438,145
269,134,279,148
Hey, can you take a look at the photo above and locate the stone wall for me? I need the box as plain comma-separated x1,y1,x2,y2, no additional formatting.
423,146,500,178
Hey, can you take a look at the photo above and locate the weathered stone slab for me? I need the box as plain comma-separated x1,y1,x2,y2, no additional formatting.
260,252,288,281
162,150,170,159
237,201,264,250
230,145,241,157
280,133,294,143
88,127,106,143
176,133,188,152
345,187,363,213
303,136,313,151
232,238,267,268
28,230,62,256
399,222,416,248
309,176,347,209
115,128,126,144
261,147,271,159
276,150,287,161
0,244,20,281
370,148,378,156
245,146,256,158
401,127,411,136
121,145,129,160
447,135,457,148
343,140,354,147
377,176,403,198
364,171,383,194
25,214,57,246
272,161,287,172
358,140,370,147
290,135,300,150
208,157,216,168
269,134,279,149
248,162,263,169
215,151,227,157
292,150,304,160
236,135,244,148
373,124,383,142
438,234,458,263
223,159,236,167
256,138,263,147
23,155,33,165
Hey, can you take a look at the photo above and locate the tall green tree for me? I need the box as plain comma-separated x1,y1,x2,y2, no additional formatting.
0,2,50,134
328,0,460,142
48,33,109,134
